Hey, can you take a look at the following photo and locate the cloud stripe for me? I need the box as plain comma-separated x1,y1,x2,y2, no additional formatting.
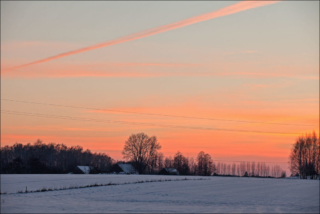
4,1,279,72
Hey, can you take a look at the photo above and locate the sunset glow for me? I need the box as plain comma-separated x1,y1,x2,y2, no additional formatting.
1,1,319,174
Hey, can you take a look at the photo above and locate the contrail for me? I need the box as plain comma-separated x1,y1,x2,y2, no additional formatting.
4,1,279,72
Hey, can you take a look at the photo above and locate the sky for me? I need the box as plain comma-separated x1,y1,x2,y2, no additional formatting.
1,1,319,172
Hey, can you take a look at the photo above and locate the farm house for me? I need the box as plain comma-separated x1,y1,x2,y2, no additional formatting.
111,163,138,174
72,166,93,174
158,168,179,175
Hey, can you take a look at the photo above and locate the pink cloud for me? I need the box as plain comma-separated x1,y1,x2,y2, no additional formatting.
3,1,279,72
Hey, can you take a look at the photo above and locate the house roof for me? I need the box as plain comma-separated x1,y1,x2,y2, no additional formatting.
117,163,137,174
77,166,92,174
164,168,178,173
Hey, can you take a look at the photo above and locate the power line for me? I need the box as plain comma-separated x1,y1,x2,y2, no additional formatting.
1,98,314,127
1,109,302,135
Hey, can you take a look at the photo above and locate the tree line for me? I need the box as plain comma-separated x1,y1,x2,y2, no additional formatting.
2,132,318,178
144,150,286,177
0,140,113,174
122,133,287,177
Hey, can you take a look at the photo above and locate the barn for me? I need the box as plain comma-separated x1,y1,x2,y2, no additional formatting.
72,166,93,174
159,168,179,175
111,163,138,174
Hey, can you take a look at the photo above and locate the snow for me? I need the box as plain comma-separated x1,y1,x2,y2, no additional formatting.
0,174,193,194
1,175,319,213
286,176,299,179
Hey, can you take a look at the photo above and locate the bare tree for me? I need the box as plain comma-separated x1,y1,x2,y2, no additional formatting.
212,162,217,175
188,157,197,175
251,161,256,176
231,163,236,176
196,151,213,176
257,162,261,177
164,156,173,168
157,152,164,172
222,163,226,175
227,164,231,176
312,132,319,178
122,133,161,174
289,132,319,179
240,162,246,176
173,151,190,175
217,162,221,175
173,152,183,172
246,162,251,176
147,152,162,174
271,165,282,178
236,164,240,176
266,165,270,177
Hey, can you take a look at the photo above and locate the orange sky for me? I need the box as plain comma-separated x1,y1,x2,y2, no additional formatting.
1,1,319,173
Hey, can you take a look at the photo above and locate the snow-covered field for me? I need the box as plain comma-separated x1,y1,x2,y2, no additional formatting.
1,174,319,213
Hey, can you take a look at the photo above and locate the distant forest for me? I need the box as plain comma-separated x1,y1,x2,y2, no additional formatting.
0,140,113,174
1,139,288,178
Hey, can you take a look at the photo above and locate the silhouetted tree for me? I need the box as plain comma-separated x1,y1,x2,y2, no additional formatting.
236,164,240,176
164,156,173,168
157,152,164,172
173,151,190,175
251,161,256,176
122,133,161,174
289,131,319,179
196,151,213,176
240,162,246,176
146,151,164,174
212,162,217,175
188,157,197,175
231,163,236,176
